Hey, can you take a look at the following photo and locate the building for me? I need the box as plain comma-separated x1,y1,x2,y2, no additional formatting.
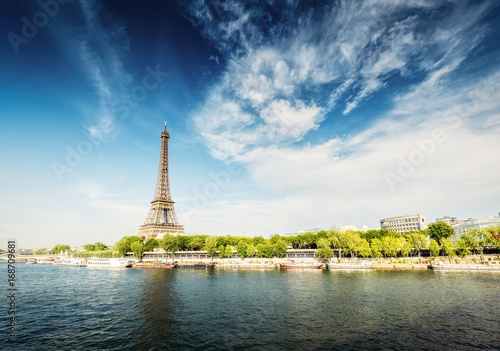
138,122,184,240
451,213,500,242
380,214,427,234
435,216,461,226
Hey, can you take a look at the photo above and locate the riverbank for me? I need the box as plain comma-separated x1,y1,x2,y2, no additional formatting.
372,263,429,270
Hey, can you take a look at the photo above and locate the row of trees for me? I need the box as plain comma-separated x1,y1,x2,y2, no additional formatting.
49,244,71,255
83,242,108,252
110,223,499,261
112,234,289,260
50,222,500,261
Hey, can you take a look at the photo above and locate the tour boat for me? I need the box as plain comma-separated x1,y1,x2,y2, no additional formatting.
430,261,500,271
177,262,217,268
58,258,87,267
279,263,323,269
133,262,177,269
222,262,275,268
86,257,133,268
327,262,373,270
37,258,56,265
26,258,37,264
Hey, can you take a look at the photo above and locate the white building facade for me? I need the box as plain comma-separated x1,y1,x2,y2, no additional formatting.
380,214,427,234
451,213,500,242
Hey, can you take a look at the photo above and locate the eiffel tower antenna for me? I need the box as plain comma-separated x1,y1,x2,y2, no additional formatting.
138,122,184,240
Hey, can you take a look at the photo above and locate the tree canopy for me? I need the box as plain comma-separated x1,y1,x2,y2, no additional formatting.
160,234,179,261
204,237,218,260
84,242,108,252
103,225,500,261
315,238,333,259
115,236,142,257
428,222,455,244
50,244,71,255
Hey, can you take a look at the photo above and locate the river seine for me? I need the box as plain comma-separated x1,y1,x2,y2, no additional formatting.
3,264,500,350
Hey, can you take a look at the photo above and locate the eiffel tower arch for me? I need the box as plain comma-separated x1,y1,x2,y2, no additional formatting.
138,122,184,240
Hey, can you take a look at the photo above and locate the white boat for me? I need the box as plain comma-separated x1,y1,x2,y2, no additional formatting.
87,257,133,268
327,262,373,269
430,261,500,271
58,258,87,267
26,258,37,264
37,258,55,265
279,263,323,269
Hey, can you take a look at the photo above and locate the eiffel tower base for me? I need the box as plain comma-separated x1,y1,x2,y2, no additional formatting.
138,224,185,241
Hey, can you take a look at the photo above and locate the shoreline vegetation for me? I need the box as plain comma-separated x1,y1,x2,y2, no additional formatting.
23,223,500,267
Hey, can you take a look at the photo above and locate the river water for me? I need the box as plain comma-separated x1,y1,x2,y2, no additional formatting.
2,264,500,350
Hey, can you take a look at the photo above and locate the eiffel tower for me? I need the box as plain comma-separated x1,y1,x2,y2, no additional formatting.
138,122,184,240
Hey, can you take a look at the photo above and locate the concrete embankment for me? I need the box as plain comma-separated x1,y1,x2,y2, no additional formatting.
372,263,429,270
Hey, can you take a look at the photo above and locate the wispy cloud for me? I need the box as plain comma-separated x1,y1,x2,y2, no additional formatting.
55,0,134,139
184,0,495,162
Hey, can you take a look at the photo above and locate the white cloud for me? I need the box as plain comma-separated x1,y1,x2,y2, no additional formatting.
186,0,495,162
259,99,322,140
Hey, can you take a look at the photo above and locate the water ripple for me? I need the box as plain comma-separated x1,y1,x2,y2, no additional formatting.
3,266,500,350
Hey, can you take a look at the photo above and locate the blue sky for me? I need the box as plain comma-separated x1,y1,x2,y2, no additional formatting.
1,0,500,248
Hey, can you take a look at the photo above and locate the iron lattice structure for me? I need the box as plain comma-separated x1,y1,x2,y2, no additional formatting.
138,123,184,240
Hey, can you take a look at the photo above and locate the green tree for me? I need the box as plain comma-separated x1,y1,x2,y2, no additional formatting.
143,238,160,252
262,242,274,258
131,241,144,260
256,242,273,258
329,231,343,258
338,231,358,258
189,236,207,251
462,229,482,255
50,244,71,255
252,236,266,246
236,240,247,258
428,222,455,244
273,240,288,258
440,237,456,262
177,235,191,251
483,225,500,248
400,240,411,260
94,242,107,251
34,247,48,255
84,244,95,251
429,239,440,258
115,236,142,257
407,232,428,258
225,244,234,258
370,238,383,258
358,239,371,258
315,238,333,259
204,237,218,261
285,235,300,249
456,239,471,257
160,234,179,262
217,245,226,258
246,244,256,258
362,229,382,243
269,234,282,245
381,236,400,257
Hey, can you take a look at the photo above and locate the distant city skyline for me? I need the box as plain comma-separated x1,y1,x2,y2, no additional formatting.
1,1,500,248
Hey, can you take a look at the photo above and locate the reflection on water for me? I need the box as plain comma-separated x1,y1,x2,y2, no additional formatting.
4,265,500,350
132,269,178,348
